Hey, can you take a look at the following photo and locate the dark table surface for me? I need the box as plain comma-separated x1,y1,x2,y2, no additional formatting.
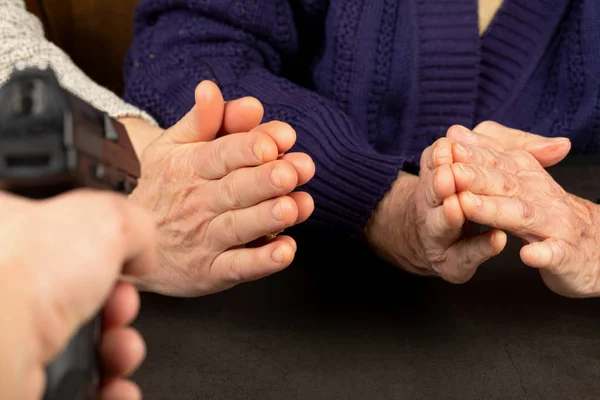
133,157,600,400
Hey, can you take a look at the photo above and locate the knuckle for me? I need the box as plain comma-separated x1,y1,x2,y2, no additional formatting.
446,124,467,137
476,167,491,189
56,190,128,253
251,130,275,151
207,139,228,176
580,261,598,295
95,195,130,248
226,252,243,284
499,172,518,196
438,263,471,284
420,145,436,170
482,149,500,168
444,272,471,285
438,254,479,285
515,128,531,140
519,200,537,228
473,166,497,193
504,157,521,173
425,249,449,269
221,212,246,246
473,120,498,133
513,149,537,166
251,131,279,163
549,241,567,264
433,139,452,164
424,172,440,206
220,176,244,209
271,160,298,189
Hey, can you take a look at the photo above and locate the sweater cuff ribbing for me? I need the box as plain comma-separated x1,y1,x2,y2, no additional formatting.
236,72,408,234
281,102,406,234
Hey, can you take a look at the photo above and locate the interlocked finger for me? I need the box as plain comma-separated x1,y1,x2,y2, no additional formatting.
441,229,507,284
420,138,453,172
452,163,520,198
193,131,280,180
452,142,524,173
458,191,552,241
211,235,297,289
208,196,299,250
208,160,298,214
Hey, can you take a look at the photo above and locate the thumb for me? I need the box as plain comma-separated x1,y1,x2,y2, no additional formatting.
473,121,571,167
164,80,225,144
520,239,590,298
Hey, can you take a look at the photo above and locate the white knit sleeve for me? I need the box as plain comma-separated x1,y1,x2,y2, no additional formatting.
0,0,158,126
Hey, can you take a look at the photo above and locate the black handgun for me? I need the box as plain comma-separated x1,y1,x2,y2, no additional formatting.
0,65,140,400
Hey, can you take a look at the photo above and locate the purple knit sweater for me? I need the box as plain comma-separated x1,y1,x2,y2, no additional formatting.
124,0,600,235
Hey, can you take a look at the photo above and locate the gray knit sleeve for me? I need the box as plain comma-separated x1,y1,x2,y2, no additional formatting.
0,0,158,126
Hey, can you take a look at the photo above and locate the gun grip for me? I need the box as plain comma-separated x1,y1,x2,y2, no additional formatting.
43,314,102,400
0,66,141,400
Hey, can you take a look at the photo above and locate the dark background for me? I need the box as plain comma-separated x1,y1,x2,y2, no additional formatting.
133,157,600,400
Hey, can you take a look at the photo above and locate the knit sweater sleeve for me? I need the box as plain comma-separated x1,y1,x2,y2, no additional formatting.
0,0,157,126
124,0,408,234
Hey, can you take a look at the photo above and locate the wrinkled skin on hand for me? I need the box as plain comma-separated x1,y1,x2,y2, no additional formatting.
365,121,573,285
128,81,315,296
450,123,600,298
366,138,506,283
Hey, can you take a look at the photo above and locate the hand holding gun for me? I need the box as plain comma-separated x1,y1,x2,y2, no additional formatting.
0,65,141,400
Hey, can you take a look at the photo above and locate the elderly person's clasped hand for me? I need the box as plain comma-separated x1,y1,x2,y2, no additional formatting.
446,122,600,298
126,81,315,297
367,120,600,298
366,122,571,285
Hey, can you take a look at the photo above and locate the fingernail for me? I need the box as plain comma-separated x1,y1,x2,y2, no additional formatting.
253,143,264,162
270,168,282,188
458,163,474,180
271,248,284,263
291,240,297,251
454,143,470,157
527,137,570,151
271,202,284,221
468,191,482,206
553,138,571,148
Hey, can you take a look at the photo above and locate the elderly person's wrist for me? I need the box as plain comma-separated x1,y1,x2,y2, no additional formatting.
118,117,164,158
364,171,432,276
